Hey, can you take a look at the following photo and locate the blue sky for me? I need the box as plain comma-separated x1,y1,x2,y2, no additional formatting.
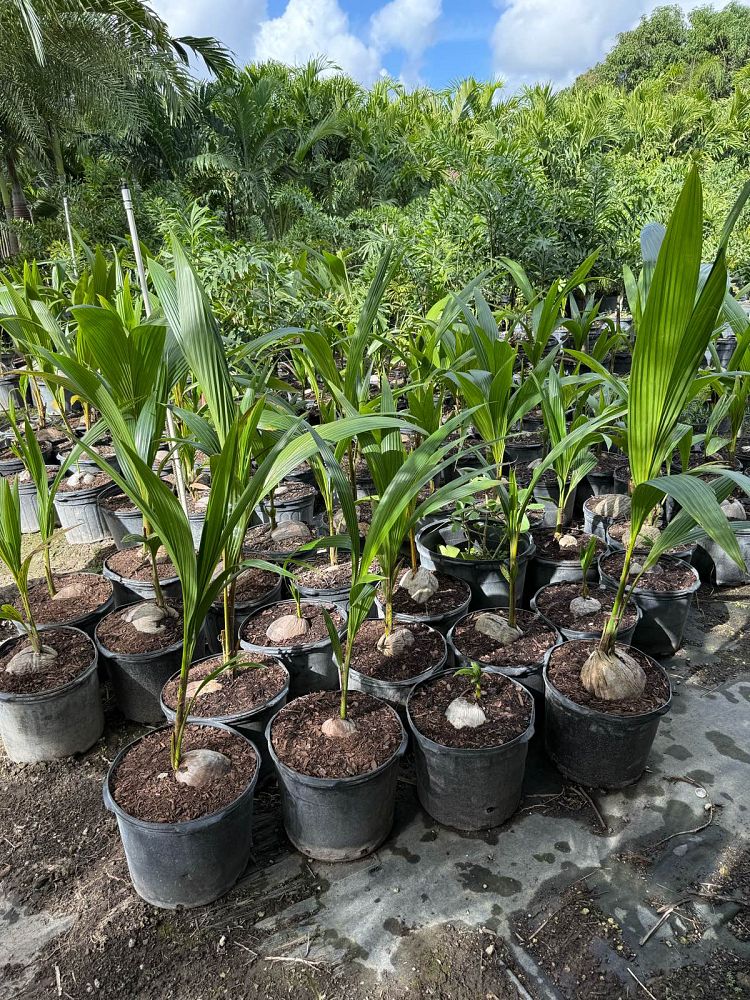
151,1,728,91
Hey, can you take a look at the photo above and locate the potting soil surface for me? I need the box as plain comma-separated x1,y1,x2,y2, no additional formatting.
1,535,749,999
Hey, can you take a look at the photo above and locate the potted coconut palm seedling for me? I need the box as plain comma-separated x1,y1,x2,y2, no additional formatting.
0,478,104,762
5,405,114,637
406,653,535,831
531,536,641,644
544,165,750,790
266,424,492,860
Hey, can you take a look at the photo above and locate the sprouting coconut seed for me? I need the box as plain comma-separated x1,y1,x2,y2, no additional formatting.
377,627,415,657
270,521,312,545
623,522,661,547
721,498,747,521
569,596,602,617
6,644,58,676
474,613,521,646
266,614,311,644
321,717,357,738
445,697,487,729
51,581,90,601
174,749,231,788
185,678,223,699
580,647,647,701
629,561,663,579
593,495,630,518
123,602,177,634
557,534,579,551
398,566,439,604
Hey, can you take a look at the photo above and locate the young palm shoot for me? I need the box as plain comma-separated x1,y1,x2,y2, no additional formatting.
447,661,488,729
0,479,52,675
584,166,750,701
570,537,602,617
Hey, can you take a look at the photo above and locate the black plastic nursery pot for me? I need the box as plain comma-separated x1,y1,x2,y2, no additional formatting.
18,478,47,534
504,435,544,466
266,700,408,862
416,519,535,610
523,544,600,602
0,453,26,477
160,656,290,781
406,672,535,831
96,484,144,551
238,600,347,696
0,372,22,410
256,486,317,526
102,553,182,609
530,584,641,645
599,553,700,657
0,626,103,763
582,494,630,540
103,722,260,909
18,573,115,640
543,643,672,789
693,530,750,587
294,554,353,615
53,482,111,544
94,609,186,724
348,627,448,712
533,480,577,529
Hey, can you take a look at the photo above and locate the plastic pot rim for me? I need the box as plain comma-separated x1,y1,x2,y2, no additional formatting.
374,581,472,625
238,599,348,655
0,625,98,704
54,483,110,503
346,625,448,690
265,699,408,790
96,482,140,516
102,556,180,590
210,575,283,613
103,720,261,834
159,654,290,726
542,641,672,722
94,608,184,664
446,610,562,676
416,519,535,568
598,553,700,599
406,668,535,756
530,584,642,640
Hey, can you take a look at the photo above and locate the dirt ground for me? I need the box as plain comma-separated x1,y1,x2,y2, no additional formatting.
1,535,749,999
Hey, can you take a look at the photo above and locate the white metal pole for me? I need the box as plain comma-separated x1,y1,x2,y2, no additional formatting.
62,195,77,277
121,182,189,515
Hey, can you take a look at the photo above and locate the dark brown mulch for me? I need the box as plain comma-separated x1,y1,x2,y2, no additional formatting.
295,556,353,590
105,548,178,581
601,551,696,592
243,522,313,554
0,628,94,695
535,582,638,631
507,432,543,448
22,573,112,625
270,690,402,778
266,480,317,504
547,640,670,715
239,601,342,647
591,452,628,474
350,620,445,682
110,725,257,823
96,603,183,655
161,654,288,717
452,610,557,667
408,672,532,749
223,567,280,605
532,527,604,560
388,573,470,618
97,489,138,513
57,472,111,492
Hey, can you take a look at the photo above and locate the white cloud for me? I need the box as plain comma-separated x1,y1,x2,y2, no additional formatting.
152,0,267,66
255,0,382,84
370,0,442,84
491,0,731,91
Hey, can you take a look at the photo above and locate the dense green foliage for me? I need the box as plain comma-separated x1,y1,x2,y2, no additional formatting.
2,2,750,337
